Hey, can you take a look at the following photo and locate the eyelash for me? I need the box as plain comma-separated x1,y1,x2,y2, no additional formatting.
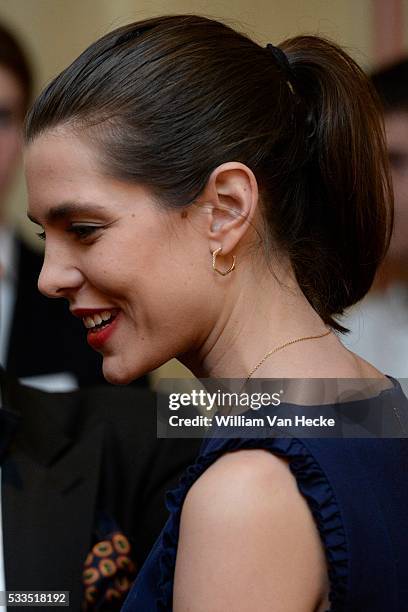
68,225,102,239
36,225,102,242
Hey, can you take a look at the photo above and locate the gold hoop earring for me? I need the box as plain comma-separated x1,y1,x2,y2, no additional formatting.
212,247,236,276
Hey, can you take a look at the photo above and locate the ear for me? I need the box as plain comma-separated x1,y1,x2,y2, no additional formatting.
199,162,259,257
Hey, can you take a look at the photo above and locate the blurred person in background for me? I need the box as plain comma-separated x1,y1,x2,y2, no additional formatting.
0,366,200,611
343,58,408,377
0,21,128,390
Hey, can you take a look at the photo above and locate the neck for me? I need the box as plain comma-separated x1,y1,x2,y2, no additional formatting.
180,256,329,379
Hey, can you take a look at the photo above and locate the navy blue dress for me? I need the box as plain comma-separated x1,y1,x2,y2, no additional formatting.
122,379,408,611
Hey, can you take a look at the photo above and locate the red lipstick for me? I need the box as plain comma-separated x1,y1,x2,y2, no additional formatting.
86,314,120,350
70,307,120,350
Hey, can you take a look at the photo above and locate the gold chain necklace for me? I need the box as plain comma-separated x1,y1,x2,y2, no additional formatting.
245,328,332,383
239,328,407,436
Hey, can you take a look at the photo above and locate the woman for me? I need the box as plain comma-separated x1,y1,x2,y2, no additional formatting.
24,15,408,611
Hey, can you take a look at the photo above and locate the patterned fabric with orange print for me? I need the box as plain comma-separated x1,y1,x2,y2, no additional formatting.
82,512,137,611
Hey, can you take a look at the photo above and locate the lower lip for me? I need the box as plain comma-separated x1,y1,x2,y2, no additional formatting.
86,313,120,350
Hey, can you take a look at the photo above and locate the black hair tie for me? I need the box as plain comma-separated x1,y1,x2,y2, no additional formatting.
265,43,295,95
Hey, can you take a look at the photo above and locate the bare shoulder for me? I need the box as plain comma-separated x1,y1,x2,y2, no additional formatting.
173,449,329,612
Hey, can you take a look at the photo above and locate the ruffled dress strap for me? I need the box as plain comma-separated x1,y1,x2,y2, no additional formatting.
158,436,349,612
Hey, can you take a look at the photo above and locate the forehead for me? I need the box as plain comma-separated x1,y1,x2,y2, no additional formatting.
25,128,111,209
24,127,160,221
25,127,100,181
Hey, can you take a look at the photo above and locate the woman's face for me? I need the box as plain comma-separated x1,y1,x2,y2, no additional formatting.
25,129,218,383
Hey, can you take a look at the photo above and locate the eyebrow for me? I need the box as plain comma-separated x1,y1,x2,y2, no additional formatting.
27,202,109,225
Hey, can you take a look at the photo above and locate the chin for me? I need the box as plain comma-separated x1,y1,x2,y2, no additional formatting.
102,356,143,386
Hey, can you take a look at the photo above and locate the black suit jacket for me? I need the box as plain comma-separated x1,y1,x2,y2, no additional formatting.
6,237,145,387
0,369,201,610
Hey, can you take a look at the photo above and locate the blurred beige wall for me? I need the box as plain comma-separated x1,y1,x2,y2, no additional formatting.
0,0,402,380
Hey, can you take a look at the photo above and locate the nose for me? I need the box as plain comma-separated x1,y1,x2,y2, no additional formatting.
38,246,84,300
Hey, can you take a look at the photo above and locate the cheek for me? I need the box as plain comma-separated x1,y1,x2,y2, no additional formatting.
137,263,216,340
84,220,215,331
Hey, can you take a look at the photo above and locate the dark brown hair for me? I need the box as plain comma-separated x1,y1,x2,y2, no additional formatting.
0,22,32,112
25,15,392,332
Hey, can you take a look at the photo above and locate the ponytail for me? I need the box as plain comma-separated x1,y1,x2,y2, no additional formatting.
272,36,393,331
